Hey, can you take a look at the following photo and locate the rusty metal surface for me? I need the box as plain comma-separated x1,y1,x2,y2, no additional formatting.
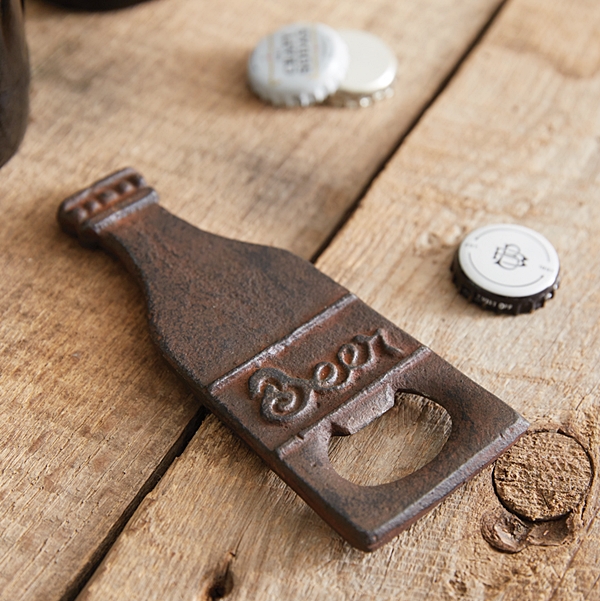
57,168,529,551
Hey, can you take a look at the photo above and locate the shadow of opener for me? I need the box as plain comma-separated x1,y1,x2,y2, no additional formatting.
57,168,529,552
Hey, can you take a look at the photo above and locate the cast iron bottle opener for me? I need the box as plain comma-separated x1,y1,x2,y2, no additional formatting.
57,168,528,551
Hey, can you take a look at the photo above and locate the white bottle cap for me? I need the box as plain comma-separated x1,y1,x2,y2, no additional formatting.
247,22,350,107
452,224,560,314
329,29,397,108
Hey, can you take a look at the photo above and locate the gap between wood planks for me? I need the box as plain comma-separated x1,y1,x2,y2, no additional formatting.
310,0,510,264
61,3,510,600
59,408,207,601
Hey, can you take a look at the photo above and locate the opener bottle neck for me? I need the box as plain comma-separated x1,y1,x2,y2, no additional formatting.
57,168,348,386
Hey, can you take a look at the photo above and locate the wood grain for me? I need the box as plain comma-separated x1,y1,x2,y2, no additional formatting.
0,0,502,599
494,431,592,521
79,0,600,599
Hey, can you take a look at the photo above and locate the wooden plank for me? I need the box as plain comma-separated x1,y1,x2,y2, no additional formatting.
78,0,600,599
0,0,502,599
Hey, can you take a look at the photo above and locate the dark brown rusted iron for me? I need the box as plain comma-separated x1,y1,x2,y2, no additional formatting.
57,168,529,551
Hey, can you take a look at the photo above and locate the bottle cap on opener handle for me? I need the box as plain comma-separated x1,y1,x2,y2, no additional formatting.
451,223,560,314
247,22,350,107
328,29,397,108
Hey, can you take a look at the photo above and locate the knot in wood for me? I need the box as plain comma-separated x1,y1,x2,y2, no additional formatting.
493,431,592,521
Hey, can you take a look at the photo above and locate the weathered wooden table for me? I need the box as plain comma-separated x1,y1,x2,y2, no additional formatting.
2,0,599,599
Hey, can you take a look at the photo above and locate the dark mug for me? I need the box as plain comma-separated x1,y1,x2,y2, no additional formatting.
44,0,152,10
0,0,29,169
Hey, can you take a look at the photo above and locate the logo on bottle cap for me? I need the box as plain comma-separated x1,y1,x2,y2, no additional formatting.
247,22,350,107
452,224,560,314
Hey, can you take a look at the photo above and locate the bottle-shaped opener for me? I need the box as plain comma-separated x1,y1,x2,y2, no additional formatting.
58,168,528,551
